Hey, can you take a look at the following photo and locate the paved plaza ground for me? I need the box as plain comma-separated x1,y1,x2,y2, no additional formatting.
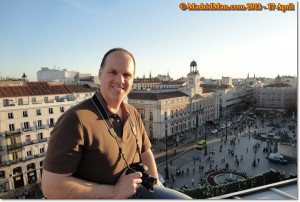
152,115,297,190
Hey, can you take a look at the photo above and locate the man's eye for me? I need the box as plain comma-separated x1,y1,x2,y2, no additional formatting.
109,71,117,75
124,74,132,79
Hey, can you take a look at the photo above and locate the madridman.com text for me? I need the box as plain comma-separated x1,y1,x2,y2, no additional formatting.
179,2,295,12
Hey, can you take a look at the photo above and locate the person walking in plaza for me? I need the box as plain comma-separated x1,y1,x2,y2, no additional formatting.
186,167,190,175
41,48,191,199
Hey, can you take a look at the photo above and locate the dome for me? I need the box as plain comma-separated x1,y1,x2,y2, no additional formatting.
275,74,282,83
190,60,197,67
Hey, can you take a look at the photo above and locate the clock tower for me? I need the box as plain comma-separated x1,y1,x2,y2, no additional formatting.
183,60,202,97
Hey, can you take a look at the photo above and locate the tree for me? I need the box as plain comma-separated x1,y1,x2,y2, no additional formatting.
179,169,295,199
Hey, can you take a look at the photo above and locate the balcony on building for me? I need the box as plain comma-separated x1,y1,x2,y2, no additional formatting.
22,127,32,133
7,143,22,151
48,123,55,128
38,152,46,157
23,138,48,147
25,155,36,161
9,158,23,165
5,129,21,137
38,138,48,143
23,140,34,146
36,125,46,130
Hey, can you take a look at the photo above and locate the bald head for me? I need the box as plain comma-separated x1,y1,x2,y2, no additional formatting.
100,48,136,74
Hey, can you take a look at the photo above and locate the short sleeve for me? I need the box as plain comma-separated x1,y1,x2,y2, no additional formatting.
131,107,151,153
43,109,85,174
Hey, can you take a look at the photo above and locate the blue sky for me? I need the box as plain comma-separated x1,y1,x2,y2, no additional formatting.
0,0,297,81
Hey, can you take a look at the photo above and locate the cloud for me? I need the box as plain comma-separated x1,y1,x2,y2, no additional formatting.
61,0,98,15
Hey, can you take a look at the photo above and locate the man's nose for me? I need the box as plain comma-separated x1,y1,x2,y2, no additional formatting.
115,74,125,83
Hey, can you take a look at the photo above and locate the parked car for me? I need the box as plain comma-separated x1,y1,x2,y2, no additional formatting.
267,153,288,164
211,129,218,134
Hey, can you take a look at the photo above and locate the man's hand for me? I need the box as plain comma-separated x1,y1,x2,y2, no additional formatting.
113,169,143,199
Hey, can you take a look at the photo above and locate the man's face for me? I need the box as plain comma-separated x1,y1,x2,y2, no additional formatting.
98,51,134,106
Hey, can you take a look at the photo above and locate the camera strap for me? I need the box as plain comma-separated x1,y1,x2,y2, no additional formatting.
91,94,142,168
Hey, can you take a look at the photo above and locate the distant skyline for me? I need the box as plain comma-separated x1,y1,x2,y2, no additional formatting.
0,0,297,81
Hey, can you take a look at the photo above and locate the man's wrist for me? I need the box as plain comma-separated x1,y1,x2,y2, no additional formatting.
156,180,164,186
111,185,119,199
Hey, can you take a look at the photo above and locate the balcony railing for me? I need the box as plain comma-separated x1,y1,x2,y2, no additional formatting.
25,155,35,161
5,129,21,136
23,141,34,146
23,138,48,147
22,127,32,132
3,103,15,107
38,138,48,143
36,125,46,130
7,143,22,151
48,124,55,128
24,153,45,161
38,152,45,157
0,161,7,168
9,158,23,165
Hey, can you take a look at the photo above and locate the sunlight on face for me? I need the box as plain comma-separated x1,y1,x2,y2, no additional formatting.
98,51,134,106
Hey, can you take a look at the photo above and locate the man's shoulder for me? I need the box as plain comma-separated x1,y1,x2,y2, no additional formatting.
64,97,95,116
124,103,138,114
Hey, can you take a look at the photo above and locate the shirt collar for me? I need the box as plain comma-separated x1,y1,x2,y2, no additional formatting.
95,92,129,119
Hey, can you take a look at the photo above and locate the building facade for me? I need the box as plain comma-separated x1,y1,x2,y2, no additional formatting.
132,78,162,90
255,84,297,112
37,67,77,83
128,91,191,139
0,81,97,198
128,61,220,140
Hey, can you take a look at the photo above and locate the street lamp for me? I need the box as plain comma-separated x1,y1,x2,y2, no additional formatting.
225,108,228,141
194,108,203,141
165,129,169,180
195,114,199,141
204,122,208,156
253,149,257,167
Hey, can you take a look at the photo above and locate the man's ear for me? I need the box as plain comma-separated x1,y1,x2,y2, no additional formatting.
98,68,102,77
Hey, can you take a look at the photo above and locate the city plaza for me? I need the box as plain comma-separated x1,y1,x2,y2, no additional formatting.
152,112,297,190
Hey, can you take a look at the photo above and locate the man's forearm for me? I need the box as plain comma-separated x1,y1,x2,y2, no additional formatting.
141,149,159,181
42,170,117,199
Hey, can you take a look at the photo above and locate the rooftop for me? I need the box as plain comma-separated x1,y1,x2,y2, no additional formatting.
264,83,292,88
0,82,97,98
128,91,189,101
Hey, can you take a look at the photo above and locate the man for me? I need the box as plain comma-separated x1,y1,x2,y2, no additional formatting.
42,48,191,199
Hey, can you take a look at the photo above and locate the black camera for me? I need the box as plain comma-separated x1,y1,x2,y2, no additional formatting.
126,162,158,192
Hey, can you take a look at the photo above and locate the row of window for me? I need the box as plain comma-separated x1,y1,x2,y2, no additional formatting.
7,132,46,148
139,108,213,121
7,148,45,159
8,119,55,132
3,96,66,106
0,161,44,179
26,148,45,156
7,107,64,119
